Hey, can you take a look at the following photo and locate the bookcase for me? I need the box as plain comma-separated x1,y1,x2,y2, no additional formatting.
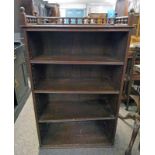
21,11,132,148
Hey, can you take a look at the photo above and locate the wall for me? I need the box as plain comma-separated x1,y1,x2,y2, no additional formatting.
86,3,115,15
128,0,140,13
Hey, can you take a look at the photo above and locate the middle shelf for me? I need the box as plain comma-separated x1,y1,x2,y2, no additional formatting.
39,100,115,123
34,79,120,94
30,55,124,65
32,64,123,94
36,94,117,123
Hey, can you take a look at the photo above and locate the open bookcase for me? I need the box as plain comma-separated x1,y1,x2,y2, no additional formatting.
21,8,132,148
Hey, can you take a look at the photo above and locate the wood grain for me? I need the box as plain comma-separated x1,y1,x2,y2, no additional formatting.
40,121,113,148
39,100,115,123
34,79,119,94
30,55,124,65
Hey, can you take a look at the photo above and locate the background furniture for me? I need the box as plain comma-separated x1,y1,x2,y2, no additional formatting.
120,46,140,155
119,112,140,155
122,47,140,110
21,9,132,148
14,42,30,122
20,0,47,16
119,91,140,155
45,3,60,17
128,13,140,36
115,0,129,16
14,0,48,44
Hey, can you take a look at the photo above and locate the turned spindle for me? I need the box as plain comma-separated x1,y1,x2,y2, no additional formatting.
20,7,27,25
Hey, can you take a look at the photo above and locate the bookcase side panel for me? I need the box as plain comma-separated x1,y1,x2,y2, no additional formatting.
23,30,42,146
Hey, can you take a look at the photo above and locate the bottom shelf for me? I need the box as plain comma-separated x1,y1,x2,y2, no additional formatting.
40,120,115,148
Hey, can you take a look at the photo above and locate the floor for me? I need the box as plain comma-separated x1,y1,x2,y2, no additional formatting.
15,94,140,155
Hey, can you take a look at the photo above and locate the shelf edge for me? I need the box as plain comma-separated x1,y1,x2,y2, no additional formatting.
38,117,116,123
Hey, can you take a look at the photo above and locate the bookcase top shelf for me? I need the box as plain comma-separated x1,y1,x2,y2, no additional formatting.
22,24,132,32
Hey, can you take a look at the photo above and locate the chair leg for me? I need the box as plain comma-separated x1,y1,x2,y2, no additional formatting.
119,113,139,121
125,119,140,155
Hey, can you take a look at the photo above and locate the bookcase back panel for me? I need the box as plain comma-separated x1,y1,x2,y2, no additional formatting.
28,31,129,60
39,120,115,147
36,93,118,102
32,64,123,90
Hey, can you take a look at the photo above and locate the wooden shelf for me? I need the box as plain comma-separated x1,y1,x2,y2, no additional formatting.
39,100,115,123
30,55,124,65
34,79,119,94
40,121,113,148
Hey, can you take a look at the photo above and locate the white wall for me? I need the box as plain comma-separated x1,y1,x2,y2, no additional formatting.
47,0,116,5
45,0,117,17
87,3,115,14
128,0,140,13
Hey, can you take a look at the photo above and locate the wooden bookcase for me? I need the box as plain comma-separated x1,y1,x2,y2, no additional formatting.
21,11,132,148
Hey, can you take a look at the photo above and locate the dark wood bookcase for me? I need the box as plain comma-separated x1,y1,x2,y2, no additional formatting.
22,22,131,148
